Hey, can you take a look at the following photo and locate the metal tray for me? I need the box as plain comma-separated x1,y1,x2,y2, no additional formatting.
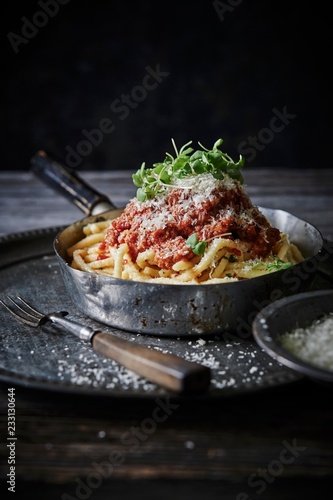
0,227,331,399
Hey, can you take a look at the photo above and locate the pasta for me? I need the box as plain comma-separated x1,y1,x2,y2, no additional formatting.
67,139,304,284
68,221,303,284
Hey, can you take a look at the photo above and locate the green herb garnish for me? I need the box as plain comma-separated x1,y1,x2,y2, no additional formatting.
252,257,293,272
186,232,236,256
186,233,207,256
132,138,245,201
267,257,293,271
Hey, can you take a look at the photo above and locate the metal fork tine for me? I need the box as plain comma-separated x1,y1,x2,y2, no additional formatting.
7,296,43,321
0,302,37,327
0,296,42,327
16,296,44,319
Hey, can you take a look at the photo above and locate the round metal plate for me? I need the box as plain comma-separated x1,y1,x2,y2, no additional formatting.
0,227,306,398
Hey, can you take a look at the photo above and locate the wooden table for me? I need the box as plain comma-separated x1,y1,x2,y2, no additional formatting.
0,168,332,500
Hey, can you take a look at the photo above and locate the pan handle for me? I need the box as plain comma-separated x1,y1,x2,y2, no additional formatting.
30,150,116,215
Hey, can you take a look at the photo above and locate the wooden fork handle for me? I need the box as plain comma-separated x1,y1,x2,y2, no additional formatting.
92,332,211,394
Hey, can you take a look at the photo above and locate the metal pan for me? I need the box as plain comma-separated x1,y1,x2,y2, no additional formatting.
31,152,324,336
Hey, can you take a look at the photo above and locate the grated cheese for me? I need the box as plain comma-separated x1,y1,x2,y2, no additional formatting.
131,173,238,231
132,173,258,233
279,313,333,371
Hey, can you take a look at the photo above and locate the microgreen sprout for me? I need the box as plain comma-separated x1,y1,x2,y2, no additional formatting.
252,257,293,272
132,138,245,201
186,232,233,256
186,233,207,256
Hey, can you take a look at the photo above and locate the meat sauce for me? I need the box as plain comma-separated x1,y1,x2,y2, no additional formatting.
101,176,281,270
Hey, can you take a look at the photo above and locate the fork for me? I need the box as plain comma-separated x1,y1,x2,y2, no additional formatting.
0,296,211,394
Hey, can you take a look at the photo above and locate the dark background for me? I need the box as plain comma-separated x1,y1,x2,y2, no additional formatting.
1,0,331,171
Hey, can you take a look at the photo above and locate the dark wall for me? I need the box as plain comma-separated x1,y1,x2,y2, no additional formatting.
1,0,331,171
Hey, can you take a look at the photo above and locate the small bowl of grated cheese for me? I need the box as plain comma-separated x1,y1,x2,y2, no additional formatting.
252,289,333,382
